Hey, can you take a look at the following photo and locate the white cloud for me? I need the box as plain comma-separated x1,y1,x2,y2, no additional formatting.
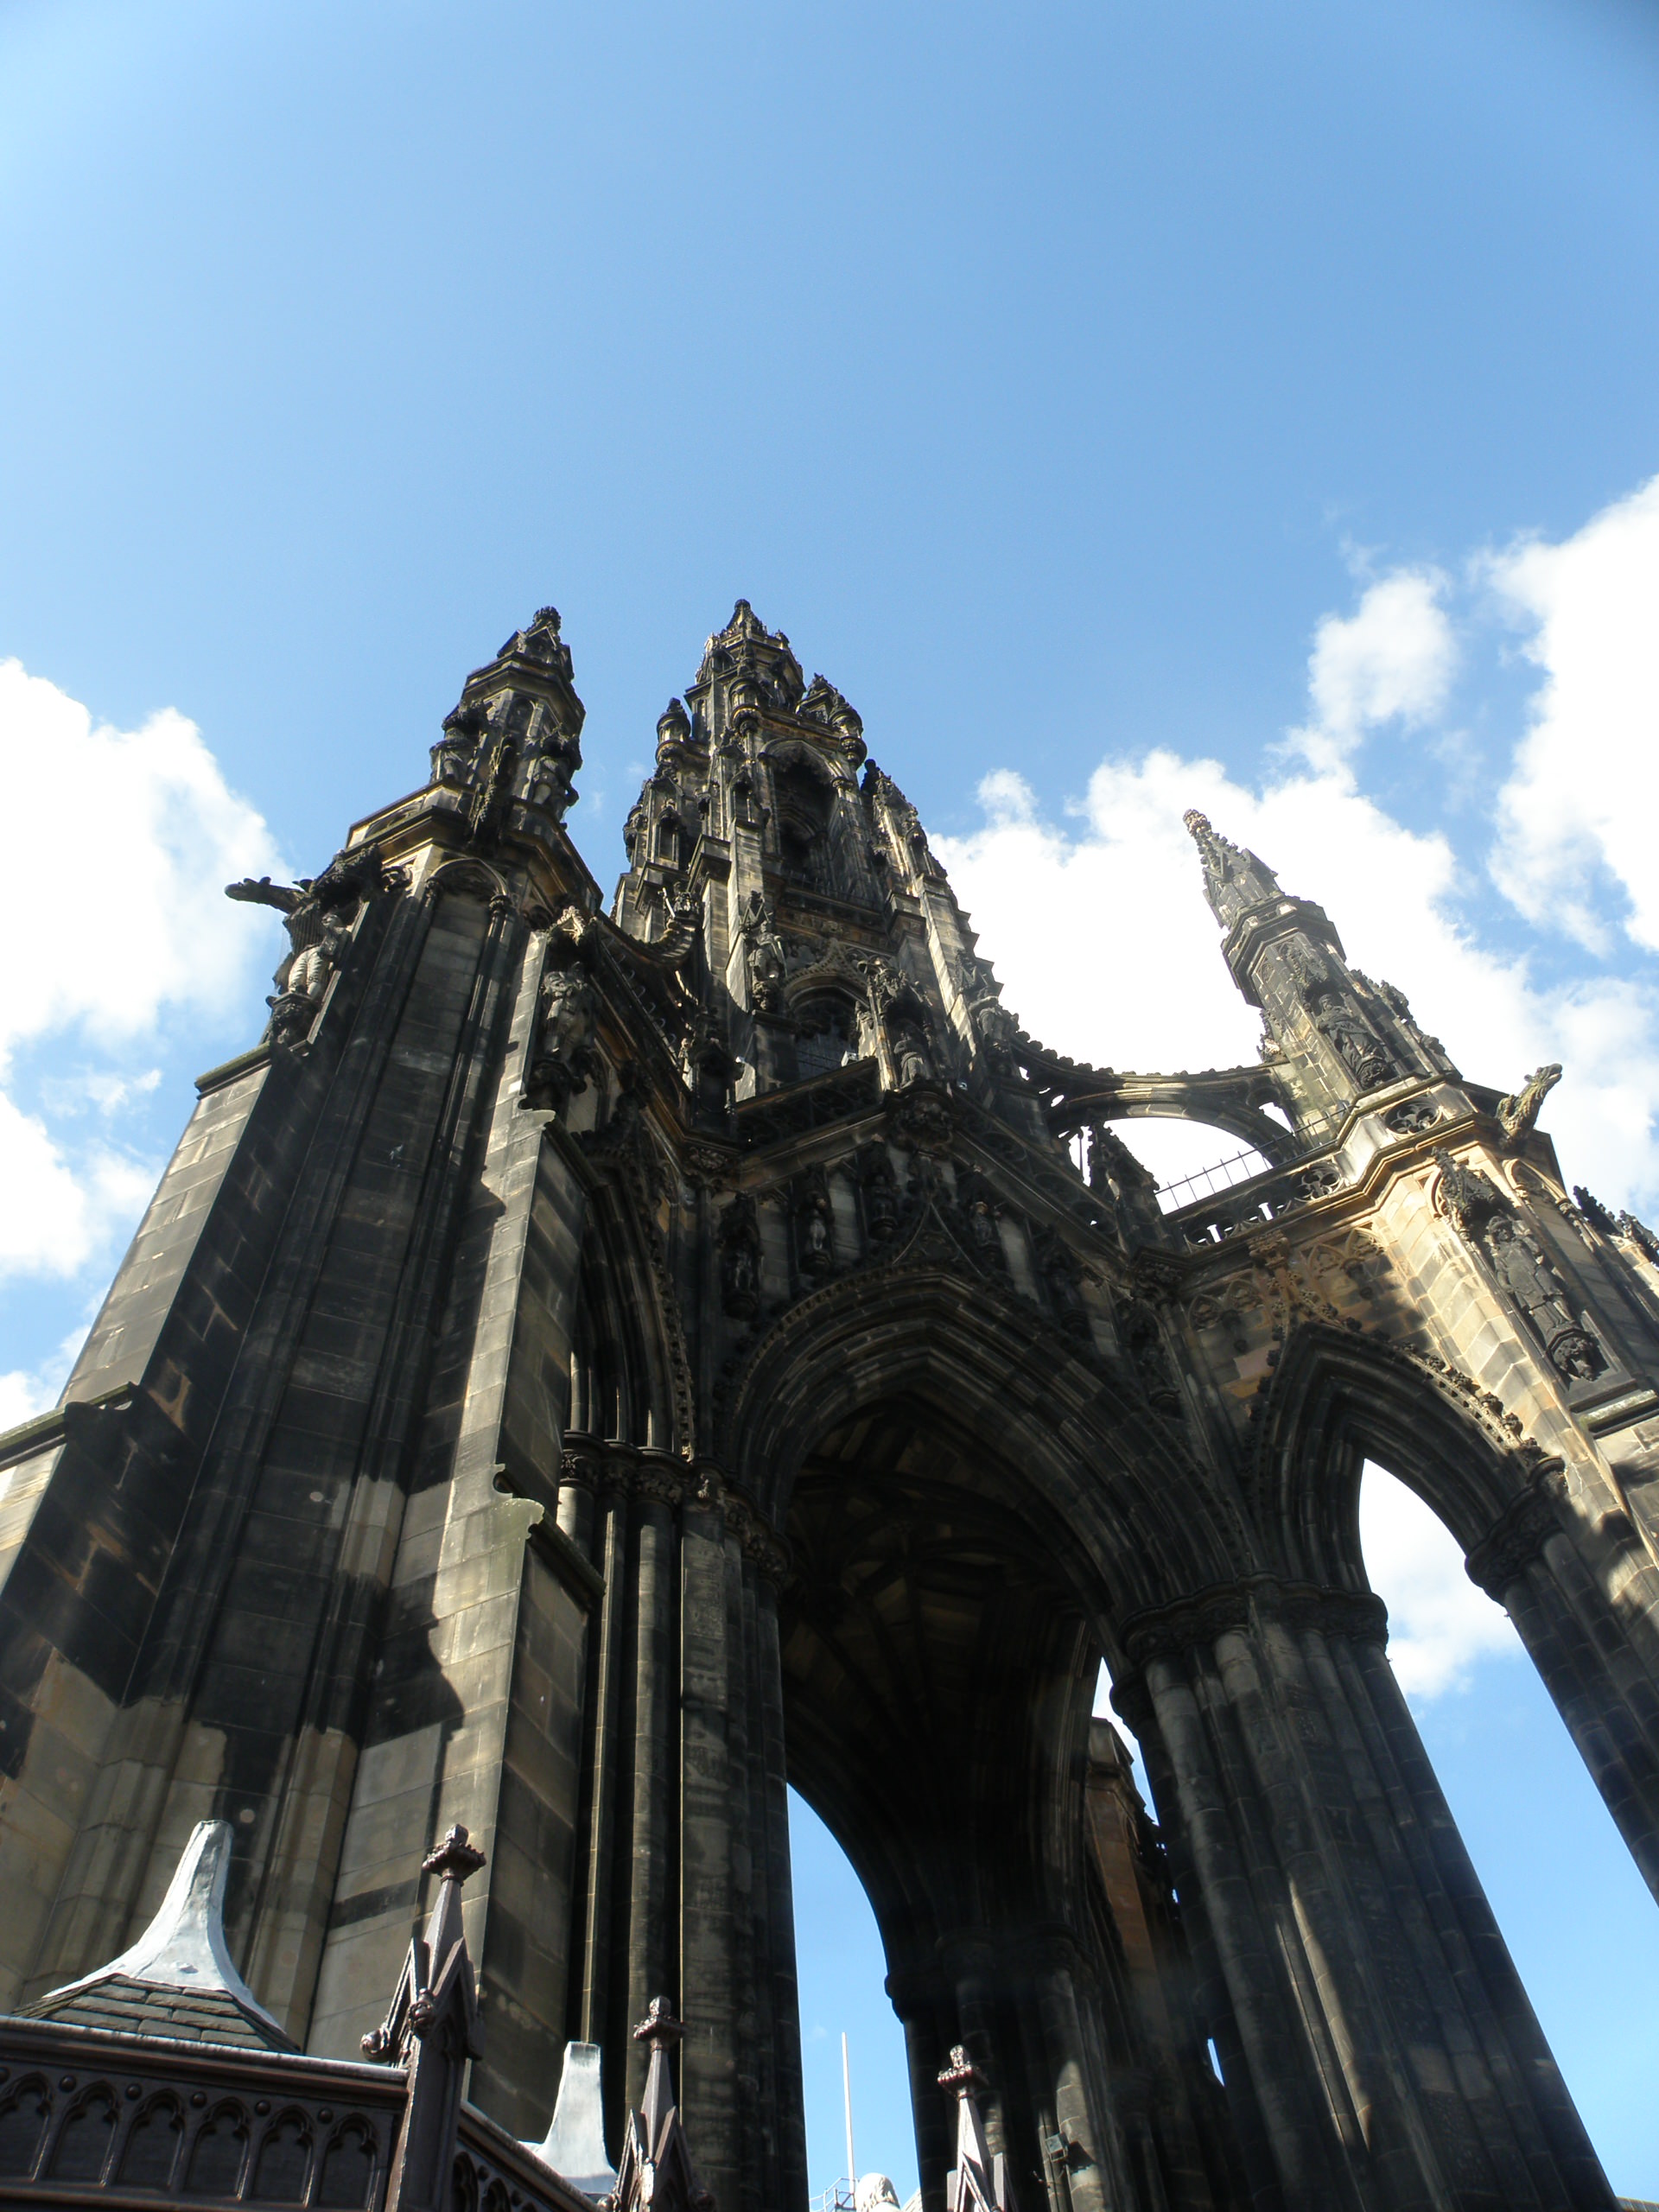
0,1090,156,1281
1491,473,1659,953
1288,567,1456,771
0,659,285,1294
1359,1465,1517,1699
937,748,1659,1210
0,659,284,1065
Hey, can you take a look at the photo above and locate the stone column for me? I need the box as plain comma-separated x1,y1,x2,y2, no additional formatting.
575,1456,632,2050
1026,1938,1116,2212
887,1962,957,2212
625,1467,680,2110
677,1470,741,2212
1467,1463,1659,1906
1123,1579,1618,2212
755,1566,809,2212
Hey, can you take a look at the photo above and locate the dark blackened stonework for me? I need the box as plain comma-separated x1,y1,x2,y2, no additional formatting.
3,602,1659,2212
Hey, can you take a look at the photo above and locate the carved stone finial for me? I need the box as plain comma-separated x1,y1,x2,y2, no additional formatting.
423,1822,486,1885
938,2044,983,2094
632,1993,685,2050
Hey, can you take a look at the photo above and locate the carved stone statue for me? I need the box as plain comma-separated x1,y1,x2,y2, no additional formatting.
1498,1064,1563,1145
890,1021,931,1088
1316,1003,1395,1091
1035,1226,1090,1338
794,1172,836,1279
522,963,599,1109
738,893,787,1014
859,1147,900,1241
226,844,389,1049
718,1192,761,1319
429,702,486,791
1483,1217,1604,1380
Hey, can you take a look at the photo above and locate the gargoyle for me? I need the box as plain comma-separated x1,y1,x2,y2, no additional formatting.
1497,1063,1562,1145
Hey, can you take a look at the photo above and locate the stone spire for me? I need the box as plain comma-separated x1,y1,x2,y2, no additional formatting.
1183,809,1281,927
1185,810,1453,1127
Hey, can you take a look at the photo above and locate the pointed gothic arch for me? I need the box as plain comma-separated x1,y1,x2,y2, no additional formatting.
722,1257,1248,1624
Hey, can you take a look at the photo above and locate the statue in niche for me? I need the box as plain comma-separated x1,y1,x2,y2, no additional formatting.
1483,1216,1604,1381
794,1171,836,1279
1121,1299,1181,1412
522,962,599,1109
737,892,787,1013
718,1192,761,1319
1035,1225,1090,1338
521,722,582,819
1317,1002,1395,1091
956,1171,1006,1270
429,702,487,791
859,1147,900,1241
889,1021,931,1088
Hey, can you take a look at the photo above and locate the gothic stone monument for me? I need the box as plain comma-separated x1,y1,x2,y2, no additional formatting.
3,600,1658,2212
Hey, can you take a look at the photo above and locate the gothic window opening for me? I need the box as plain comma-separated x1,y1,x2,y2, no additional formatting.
655,811,683,866
772,763,833,892
795,992,859,1082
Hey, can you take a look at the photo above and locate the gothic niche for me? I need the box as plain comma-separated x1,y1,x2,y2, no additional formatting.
1119,1298,1182,1412
521,951,600,1110
954,1168,1007,1273
794,990,859,1082
792,1167,836,1281
858,1144,902,1243
718,1192,761,1319
737,892,787,1015
1434,1148,1606,1383
1034,1224,1090,1340
429,702,487,790
771,759,835,892
1286,941,1395,1092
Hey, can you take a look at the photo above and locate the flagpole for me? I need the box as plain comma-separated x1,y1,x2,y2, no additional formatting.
842,2031,856,2201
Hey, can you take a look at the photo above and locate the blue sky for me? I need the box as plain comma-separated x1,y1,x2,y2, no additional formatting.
3,0,1659,2196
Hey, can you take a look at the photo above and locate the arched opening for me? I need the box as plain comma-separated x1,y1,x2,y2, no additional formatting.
774,1384,1236,2212
773,762,835,892
795,989,860,1082
1357,1460,1659,2198
788,1789,918,2208
1068,1116,1278,1222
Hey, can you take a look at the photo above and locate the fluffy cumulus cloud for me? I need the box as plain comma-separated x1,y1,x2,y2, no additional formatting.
1358,1467,1517,1698
1290,567,1458,771
937,748,1659,1209
1491,474,1659,953
0,660,283,1293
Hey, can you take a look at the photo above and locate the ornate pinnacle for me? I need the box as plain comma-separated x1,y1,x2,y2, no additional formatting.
423,1823,486,1885
632,1994,685,2050
938,2044,985,2094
